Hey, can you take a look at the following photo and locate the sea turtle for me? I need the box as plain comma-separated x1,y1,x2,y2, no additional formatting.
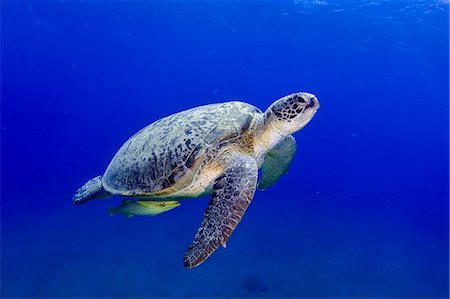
73,92,320,268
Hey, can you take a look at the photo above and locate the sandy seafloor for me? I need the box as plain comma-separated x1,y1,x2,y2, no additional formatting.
3,175,447,297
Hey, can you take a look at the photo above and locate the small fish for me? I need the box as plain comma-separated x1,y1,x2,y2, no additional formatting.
109,200,180,218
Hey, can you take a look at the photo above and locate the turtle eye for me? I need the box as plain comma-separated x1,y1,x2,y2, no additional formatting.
295,95,306,103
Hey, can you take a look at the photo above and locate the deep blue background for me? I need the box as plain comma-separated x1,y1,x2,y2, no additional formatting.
2,0,449,298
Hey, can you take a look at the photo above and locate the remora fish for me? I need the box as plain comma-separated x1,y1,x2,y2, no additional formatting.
109,200,180,218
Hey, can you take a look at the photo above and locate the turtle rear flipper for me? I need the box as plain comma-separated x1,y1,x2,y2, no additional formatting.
183,154,258,268
73,176,112,205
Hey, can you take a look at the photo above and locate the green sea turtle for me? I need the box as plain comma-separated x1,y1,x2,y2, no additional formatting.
73,92,319,268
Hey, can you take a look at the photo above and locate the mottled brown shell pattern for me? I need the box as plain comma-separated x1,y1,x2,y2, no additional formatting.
102,102,261,196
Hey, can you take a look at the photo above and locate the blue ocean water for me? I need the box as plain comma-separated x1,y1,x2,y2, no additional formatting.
2,0,449,297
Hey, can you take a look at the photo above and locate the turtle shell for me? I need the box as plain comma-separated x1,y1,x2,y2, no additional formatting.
102,101,261,196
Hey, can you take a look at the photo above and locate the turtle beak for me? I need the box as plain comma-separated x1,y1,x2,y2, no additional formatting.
305,95,319,110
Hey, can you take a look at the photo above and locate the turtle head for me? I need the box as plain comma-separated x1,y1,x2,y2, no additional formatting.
265,92,319,135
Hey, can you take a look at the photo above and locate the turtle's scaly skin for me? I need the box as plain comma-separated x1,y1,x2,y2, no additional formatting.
102,102,261,197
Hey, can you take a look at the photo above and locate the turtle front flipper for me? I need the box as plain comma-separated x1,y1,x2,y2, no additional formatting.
183,154,258,268
258,135,296,191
